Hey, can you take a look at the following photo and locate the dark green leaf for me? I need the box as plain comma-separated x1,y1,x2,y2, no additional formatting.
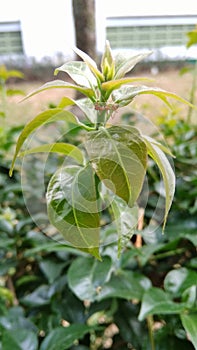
21,285,51,307
68,256,113,302
138,287,186,321
164,268,197,297
97,270,151,301
181,313,197,349
40,324,93,350
86,125,147,207
39,259,67,284
2,329,38,350
19,142,84,165
47,164,101,259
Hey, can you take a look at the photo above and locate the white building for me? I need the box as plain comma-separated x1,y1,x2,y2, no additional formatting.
0,0,197,63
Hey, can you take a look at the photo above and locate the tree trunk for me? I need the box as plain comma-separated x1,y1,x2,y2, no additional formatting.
72,0,96,60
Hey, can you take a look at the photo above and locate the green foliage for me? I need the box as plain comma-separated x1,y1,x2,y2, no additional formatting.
2,41,196,349
9,41,192,258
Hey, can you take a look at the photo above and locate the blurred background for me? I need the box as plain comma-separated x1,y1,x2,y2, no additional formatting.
0,0,197,68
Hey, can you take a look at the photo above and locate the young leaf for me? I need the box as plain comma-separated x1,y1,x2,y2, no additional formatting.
58,96,97,124
114,52,152,79
101,40,115,80
9,108,83,176
102,77,153,94
143,135,175,230
46,164,101,259
112,85,196,109
22,79,95,101
73,47,104,82
54,61,97,88
110,196,138,256
181,313,197,350
86,125,147,207
19,142,84,165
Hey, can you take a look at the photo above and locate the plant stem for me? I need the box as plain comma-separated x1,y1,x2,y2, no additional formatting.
147,315,155,350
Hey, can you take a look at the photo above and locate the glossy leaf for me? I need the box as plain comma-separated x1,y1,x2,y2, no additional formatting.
9,108,83,176
22,79,95,101
114,52,152,79
110,196,138,256
54,61,97,88
97,270,151,301
86,125,147,207
143,135,175,230
164,268,197,297
138,287,186,321
40,324,94,350
73,47,104,82
112,85,196,109
2,329,38,350
19,142,84,165
46,164,101,259
181,313,197,349
68,256,113,302
58,96,97,124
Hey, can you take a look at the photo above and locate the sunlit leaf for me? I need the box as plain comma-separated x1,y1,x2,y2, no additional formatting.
22,79,95,101
0,65,24,81
112,85,196,109
101,40,115,80
181,313,197,349
138,287,186,321
58,96,97,124
86,125,147,207
187,26,197,48
19,142,84,165
54,61,97,88
102,77,153,95
114,52,152,79
73,47,104,82
47,164,101,259
9,108,83,176
143,135,175,230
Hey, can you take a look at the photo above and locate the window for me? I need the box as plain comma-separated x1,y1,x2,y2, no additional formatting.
0,21,23,56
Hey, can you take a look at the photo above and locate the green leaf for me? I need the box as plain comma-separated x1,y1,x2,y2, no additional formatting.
110,196,138,256
86,125,147,207
57,96,97,124
40,324,94,350
181,313,197,350
46,164,101,259
39,259,66,284
187,27,197,48
22,79,95,101
114,51,152,79
0,65,24,81
2,329,38,350
143,135,175,230
73,47,104,82
101,40,115,80
101,77,153,94
54,61,97,88
9,108,83,176
19,142,84,165
164,268,197,297
112,85,196,109
97,270,151,301
21,285,51,307
68,256,113,302
138,287,186,321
